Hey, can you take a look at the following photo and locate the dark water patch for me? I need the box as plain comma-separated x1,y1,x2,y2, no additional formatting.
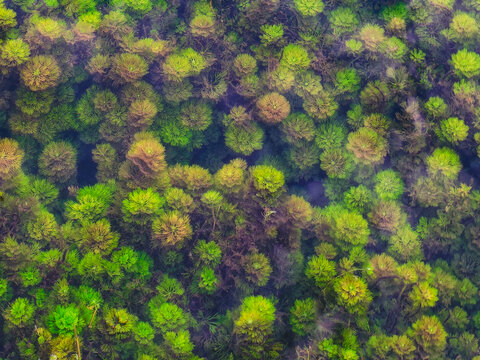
218,86,251,113
289,179,329,207
458,147,480,189
0,112,8,138
304,180,329,207
165,146,193,165
191,143,235,173
74,78,93,100
77,143,97,186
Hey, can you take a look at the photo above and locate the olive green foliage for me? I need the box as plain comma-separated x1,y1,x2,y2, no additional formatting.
256,92,291,124
320,148,354,179
122,188,165,225
345,39,363,54
234,296,277,358
451,49,480,78
331,207,370,248
242,251,272,286
150,302,186,333
303,88,338,120
329,7,358,35
0,38,30,67
64,183,115,224
225,123,264,155
388,225,422,262
380,37,408,59
110,53,148,84
260,24,284,44
233,53,257,77
409,316,447,354
374,170,404,201
251,165,285,200
359,24,386,52
426,147,462,179
4,298,35,327
306,254,336,287
444,12,479,44
0,0,480,359
38,142,77,184
334,274,372,315
20,55,61,91
281,112,315,143
290,298,316,336
439,117,469,144
180,101,212,131
0,2,16,30
294,0,324,17
163,48,207,82
425,96,448,118
280,44,311,71
151,211,192,248
343,185,372,213
315,122,347,150
335,68,360,93
347,127,387,165
0,138,23,188
48,305,82,335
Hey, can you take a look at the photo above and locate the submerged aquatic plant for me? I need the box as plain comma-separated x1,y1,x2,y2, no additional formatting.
451,49,480,78
0,138,23,187
38,142,77,184
163,48,207,82
233,53,257,77
426,147,462,179
346,127,387,165
294,0,324,17
0,38,30,67
225,123,264,155
329,7,358,36
20,55,60,91
439,117,469,144
1,1,480,359
110,53,148,84
152,211,192,248
280,44,311,71
256,92,291,124
234,296,276,357
359,24,386,52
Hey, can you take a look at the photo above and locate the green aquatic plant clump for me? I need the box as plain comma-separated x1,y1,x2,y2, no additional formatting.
163,48,207,82
4,298,35,327
251,164,285,199
38,141,77,184
294,0,324,17
444,12,479,44
225,123,264,155
260,24,284,44
0,0,480,359
280,44,311,71
234,295,276,357
20,55,61,91
290,298,316,336
426,147,462,179
0,38,30,67
374,170,404,201
335,68,361,93
451,49,480,78
328,7,358,36
439,117,469,144
425,96,448,118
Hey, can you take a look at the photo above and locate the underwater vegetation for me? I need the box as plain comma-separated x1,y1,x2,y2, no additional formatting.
1,0,480,359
